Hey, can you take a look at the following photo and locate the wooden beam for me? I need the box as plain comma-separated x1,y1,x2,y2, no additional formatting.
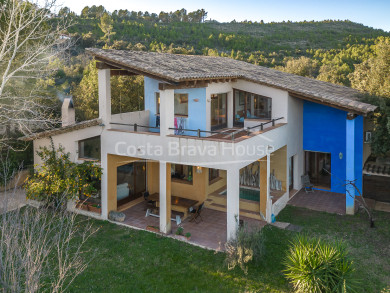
96,61,120,70
94,57,177,84
158,81,208,90
110,70,137,77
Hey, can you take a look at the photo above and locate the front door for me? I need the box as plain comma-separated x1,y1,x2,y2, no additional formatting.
211,93,227,130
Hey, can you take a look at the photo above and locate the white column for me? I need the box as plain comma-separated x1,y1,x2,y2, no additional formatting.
227,167,240,241
266,152,272,222
98,69,111,126
159,161,171,233
100,149,108,220
159,89,175,136
227,91,234,128
346,117,356,215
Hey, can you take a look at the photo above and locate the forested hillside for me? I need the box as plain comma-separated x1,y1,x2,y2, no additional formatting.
53,6,390,156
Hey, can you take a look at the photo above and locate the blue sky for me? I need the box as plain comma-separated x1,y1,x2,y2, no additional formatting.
61,0,390,31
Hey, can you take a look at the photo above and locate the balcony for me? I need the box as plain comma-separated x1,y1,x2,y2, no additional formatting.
168,117,285,142
109,110,160,135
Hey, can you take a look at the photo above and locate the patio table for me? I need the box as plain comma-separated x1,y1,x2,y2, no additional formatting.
148,193,198,219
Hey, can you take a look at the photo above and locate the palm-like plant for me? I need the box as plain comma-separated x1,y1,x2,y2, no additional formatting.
284,235,357,293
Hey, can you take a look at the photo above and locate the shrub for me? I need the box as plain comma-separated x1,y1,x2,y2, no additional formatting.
225,223,265,274
284,235,357,293
25,142,102,205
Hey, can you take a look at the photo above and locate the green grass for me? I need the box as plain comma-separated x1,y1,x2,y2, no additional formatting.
69,206,390,292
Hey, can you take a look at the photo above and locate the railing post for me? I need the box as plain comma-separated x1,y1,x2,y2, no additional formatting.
197,129,201,138
134,123,138,132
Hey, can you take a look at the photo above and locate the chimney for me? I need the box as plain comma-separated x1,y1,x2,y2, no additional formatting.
62,97,75,127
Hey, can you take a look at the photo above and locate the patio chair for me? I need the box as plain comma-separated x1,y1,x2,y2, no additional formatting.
301,175,314,193
189,202,204,223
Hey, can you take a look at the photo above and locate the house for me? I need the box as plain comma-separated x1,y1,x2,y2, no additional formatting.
23,49,377,241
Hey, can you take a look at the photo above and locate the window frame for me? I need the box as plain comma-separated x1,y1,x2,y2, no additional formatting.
233,88,272,126
174,93,189,116
78,136,101,161
156,92,160,115
171,164,193,184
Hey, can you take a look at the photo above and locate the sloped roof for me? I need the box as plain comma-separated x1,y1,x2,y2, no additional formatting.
20,118,102,141
86,48,377,115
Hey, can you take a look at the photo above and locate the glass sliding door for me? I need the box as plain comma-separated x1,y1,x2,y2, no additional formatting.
304,151,331,189
117,161,146,207
210,93,227,130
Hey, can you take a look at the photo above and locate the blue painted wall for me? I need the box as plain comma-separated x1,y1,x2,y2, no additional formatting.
144,77,160,131
303,101,363,194
144,77,207,136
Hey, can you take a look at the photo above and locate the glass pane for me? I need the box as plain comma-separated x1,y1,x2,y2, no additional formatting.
305,152,331,189
134,162,146,195
234,90,245,125
117,164,134,203
78,136,101,160
210,94,218,127
211,93,227,129
174,94,188,116
220,93,227,125
246,93,253,118
156,92,160,114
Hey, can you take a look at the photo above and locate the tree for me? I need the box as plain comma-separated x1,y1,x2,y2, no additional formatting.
0,0,71,148
72,60,144,121
276,56,319,78
350,37,390,98
99,12,116,46
25,143,102,205
349,38,390,156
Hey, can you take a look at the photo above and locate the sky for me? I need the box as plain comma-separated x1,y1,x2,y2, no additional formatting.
59,0,390,32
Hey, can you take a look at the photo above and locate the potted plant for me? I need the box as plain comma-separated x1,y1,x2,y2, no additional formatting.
175,226,191,241
87,203,101,213
146,225,160,233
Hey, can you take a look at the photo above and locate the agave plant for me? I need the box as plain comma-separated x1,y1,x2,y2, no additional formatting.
284,235,357,293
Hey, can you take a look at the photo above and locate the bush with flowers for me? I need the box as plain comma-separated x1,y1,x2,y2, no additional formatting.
25,142,102,206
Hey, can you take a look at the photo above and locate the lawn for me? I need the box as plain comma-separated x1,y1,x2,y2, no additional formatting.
69,206,390,292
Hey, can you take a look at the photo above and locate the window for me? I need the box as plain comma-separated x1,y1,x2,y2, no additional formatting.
78,136,101,160
174,93,188,116
171,164,193,183
209,168,219,183
156,92,160,114
234,89,272,125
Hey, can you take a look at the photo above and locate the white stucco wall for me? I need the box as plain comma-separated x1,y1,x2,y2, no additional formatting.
33,125,103,166
233,80,289,124
110,110,150,131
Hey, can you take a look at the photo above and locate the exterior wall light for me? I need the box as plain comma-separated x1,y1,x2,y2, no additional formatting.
196,166,203,174
339,152,343,160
